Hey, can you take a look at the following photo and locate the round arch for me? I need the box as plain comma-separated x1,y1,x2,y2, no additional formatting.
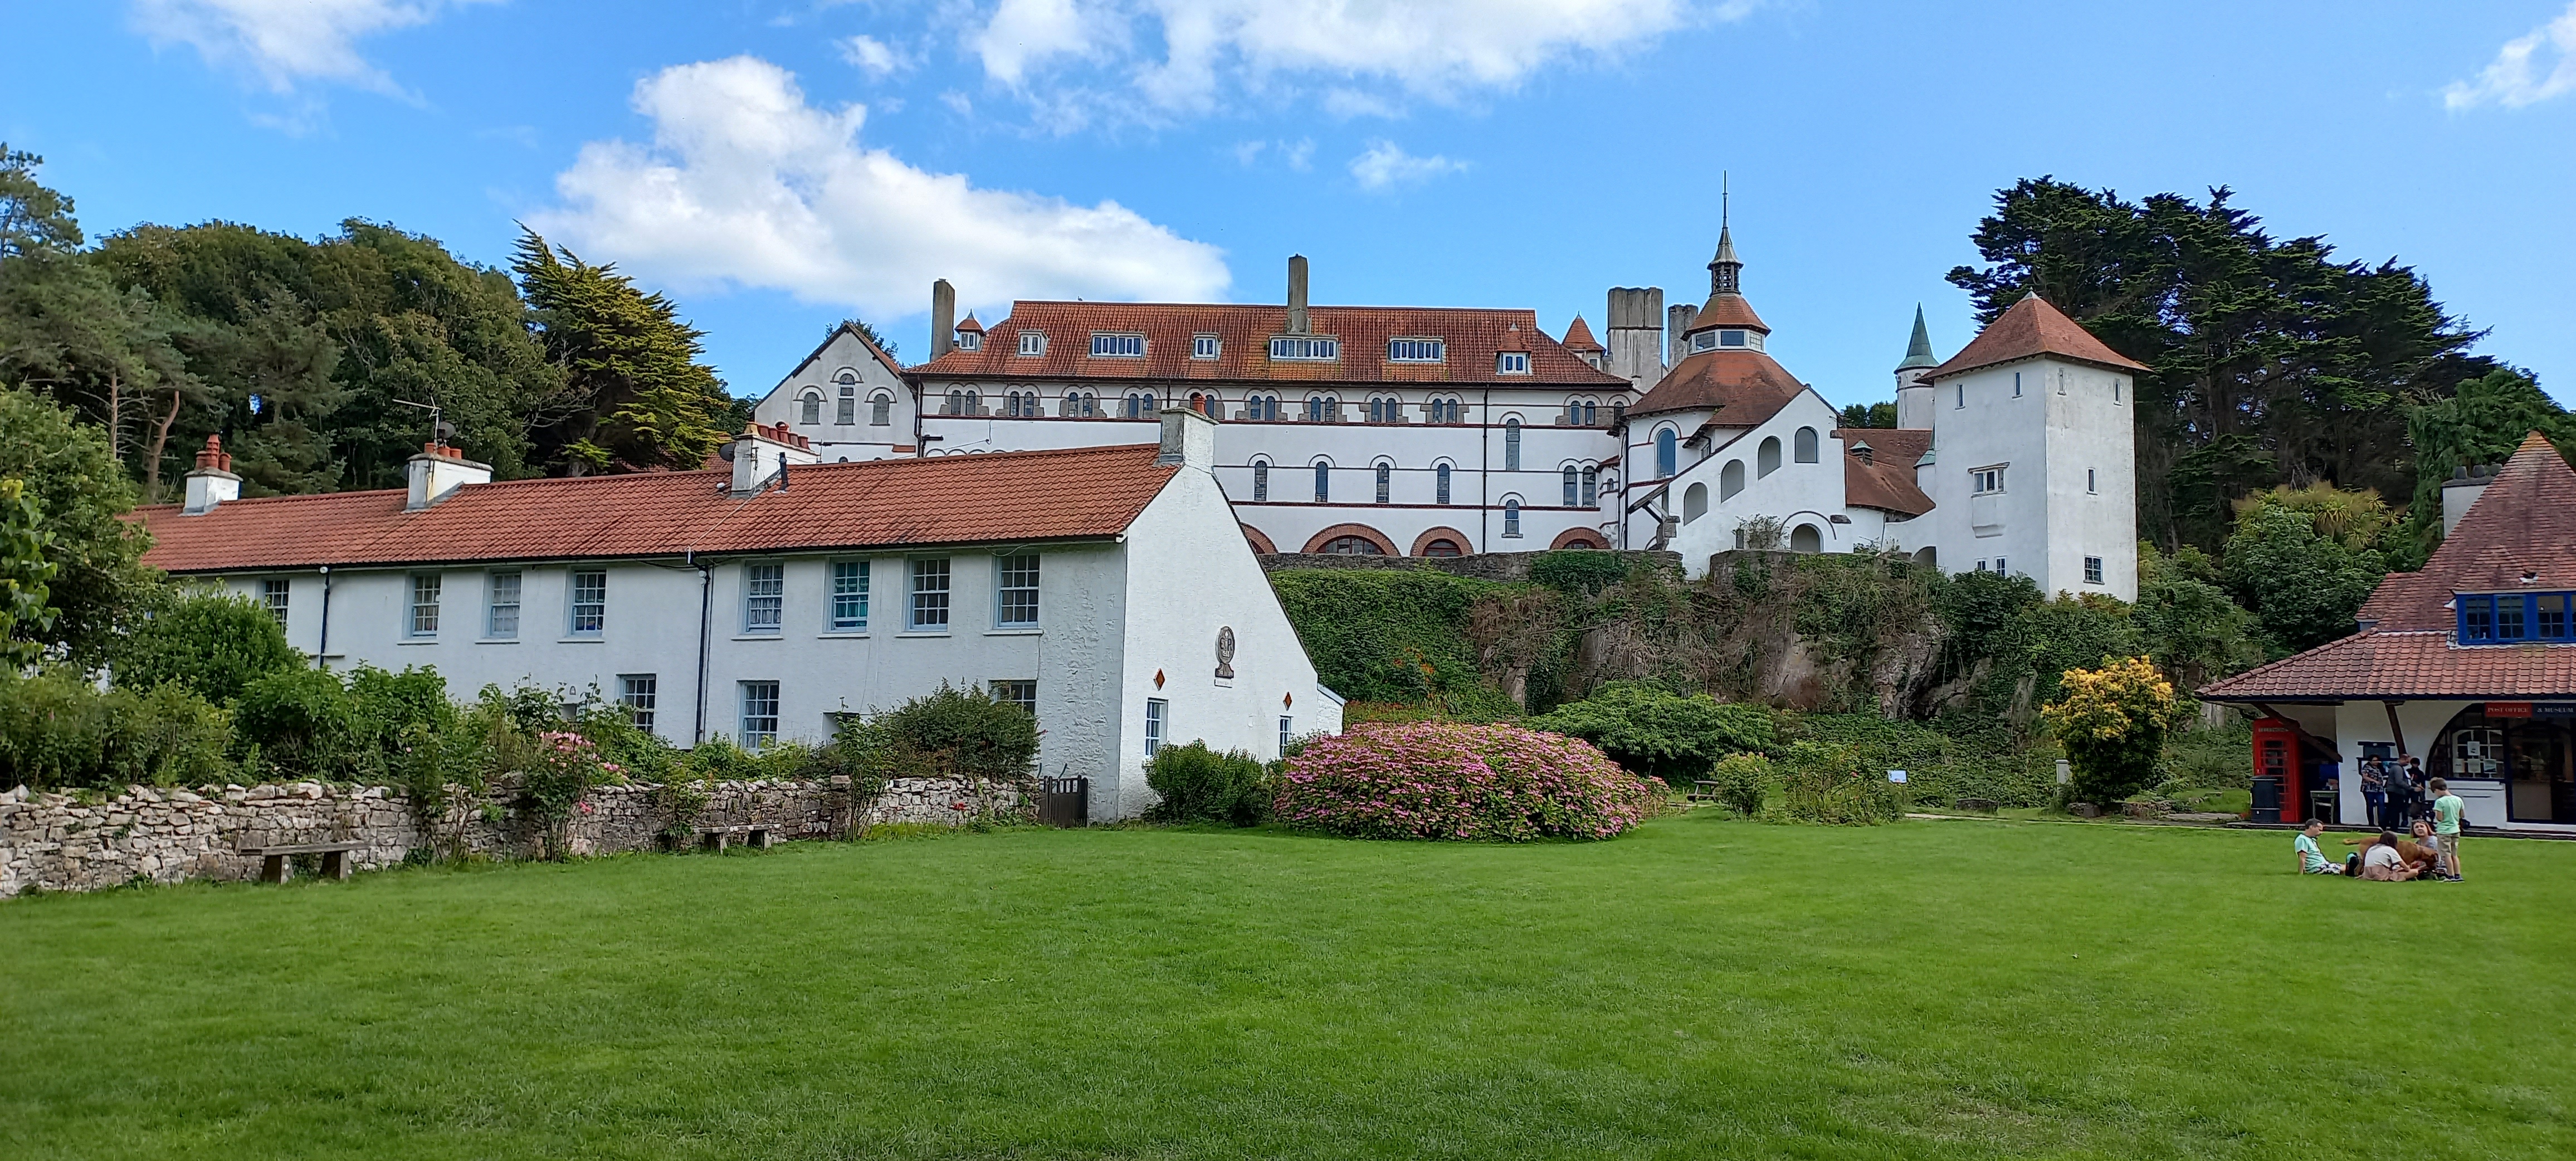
1549,527,1606,550
1789,523,1824,553
1241,524,1280,555
1303,523,1397,556
1412,526,1473,558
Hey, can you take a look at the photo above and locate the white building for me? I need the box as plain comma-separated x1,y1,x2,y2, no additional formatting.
142,414,1338,820
753,235,2145,598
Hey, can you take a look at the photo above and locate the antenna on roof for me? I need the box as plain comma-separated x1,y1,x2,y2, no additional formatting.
391,398,450,448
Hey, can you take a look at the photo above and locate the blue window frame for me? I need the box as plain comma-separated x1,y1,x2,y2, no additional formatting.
2458,592,2576,644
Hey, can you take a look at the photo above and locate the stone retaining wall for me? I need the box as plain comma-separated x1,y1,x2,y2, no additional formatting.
1257,549,1681,582
0,775,1018,898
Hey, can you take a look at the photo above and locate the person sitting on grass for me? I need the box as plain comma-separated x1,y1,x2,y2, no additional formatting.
2295,819,2357,876
2358,832,2426,881
2344,820,2441,879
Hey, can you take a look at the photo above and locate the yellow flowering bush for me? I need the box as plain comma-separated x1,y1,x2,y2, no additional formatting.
2042,656,2189,803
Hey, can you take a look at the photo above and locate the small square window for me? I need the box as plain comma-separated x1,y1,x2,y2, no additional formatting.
1017,331,1046,356
739,681,780,746
569,569,606,635
910,558,952,631
991,680,1037,715
618,674,658,731
1972,466,2006,495
1192,334,1220,359
744,562,784,632
487,571,521,638
830,561,869,632
2084,557,2104,585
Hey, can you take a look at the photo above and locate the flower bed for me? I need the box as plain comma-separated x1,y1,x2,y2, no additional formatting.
1274,722,1662,841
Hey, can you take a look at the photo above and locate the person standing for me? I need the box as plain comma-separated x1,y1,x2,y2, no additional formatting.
2400,755,2428,826
2360,757,2390,831
2429,778,2466,882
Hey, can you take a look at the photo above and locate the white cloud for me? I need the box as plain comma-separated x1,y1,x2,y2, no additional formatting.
528,56,1230,320
966,0,1728,123
1348,140,1465,191
838,33,913,80
2445,2,2576,109
129,0,494,94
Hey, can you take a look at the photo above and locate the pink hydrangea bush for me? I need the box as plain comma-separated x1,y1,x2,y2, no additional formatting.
1275,722,1663,841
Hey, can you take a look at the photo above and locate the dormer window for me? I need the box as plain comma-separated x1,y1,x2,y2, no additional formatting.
957,331,982,351
1388,338,1445,363
1016,331,1046,356
1270,336,1338,361
2458,592,2575,644
1091,333,1145,358
1192,334,1220,359
1719,330,1747,348
1496,352,1530,374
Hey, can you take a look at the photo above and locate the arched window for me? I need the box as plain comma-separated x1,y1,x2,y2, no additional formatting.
1306,395,1338,423
1313,461,1331,503
1436,463,1452,505
1374,462,1392,504
1502,499,1523,538
1580,466,1598,506
1683,482,1709,523
1758,436,1782,477
1794,426,1819,464
836,385,856,425
1504,418,1522,470
945,389,964,414
1320,535,1383,555
1427,397,1460,424
870,393,892,425
1369,396,1402,423
1583,399,1598,426
1654,427,1677,478
1422,538,1462,558
966,389,981,413
1562,465,1579,506
1720,460,1745,500
1252,460,1270,502
799,392,822,425
1790,524,1823,553
1247,394,1280,421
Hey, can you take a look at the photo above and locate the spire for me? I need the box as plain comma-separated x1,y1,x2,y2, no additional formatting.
1897,304,1937,370
1708,172,1741,296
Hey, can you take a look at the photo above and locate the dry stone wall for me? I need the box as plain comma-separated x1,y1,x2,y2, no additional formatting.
1,775,1019,898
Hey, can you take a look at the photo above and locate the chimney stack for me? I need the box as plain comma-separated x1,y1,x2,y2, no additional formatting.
1158,406,1218,471
1666,303,1699,364
731,421,821,496
405,443,492,511
182,435,240,515
1286,255,1310,335
930,279,957,359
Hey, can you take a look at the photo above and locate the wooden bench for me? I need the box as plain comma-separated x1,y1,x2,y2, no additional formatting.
692,825,774,852
240,842,362,884
1689,780,1721,802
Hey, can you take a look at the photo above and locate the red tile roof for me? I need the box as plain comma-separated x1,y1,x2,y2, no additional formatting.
138,445,1179,573
1628,348,1807,423
1833,428,1935,518
911,302,1622,387
1928,295,2148,379
2202,433,2576,701
1681,291,1769,334
1559,315,1603,353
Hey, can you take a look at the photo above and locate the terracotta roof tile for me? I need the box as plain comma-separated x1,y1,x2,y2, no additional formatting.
912,302,1622,387
1559,315,1603,353
1929,295,2148,379
2199,631,2576,700
1833,428,1935,518
1628,349,1806,423
1680,291,1768,334
138,445,1179,573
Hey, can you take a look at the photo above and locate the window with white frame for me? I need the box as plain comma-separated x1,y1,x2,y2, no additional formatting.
991,680,1037,715
1016,331,1046,356
568,569,606,635
1192,334,1221,359
1719,330,1747,348
1091,333,1144,357
1388,338,1445,363
996,554,1040,627
739,681,780,746
1252,460,1270,502
743,563,784,632
2084,556,2105,585
1691,330,1717,353
1270,336,1338,361
910,558,951,631
1279,715,1295,754
1971,466,2006,495
261,578,291,628
1496,351,1530,374
1145,697,1167,756
487,571,521,638
1580,466,1598,506
830,560,869,631
618,674,657,731
956,330,982,351
837,385,856,425
408,574,441,637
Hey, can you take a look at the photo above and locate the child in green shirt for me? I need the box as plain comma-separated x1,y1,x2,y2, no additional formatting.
2294,819,2354,875
2429,778,2466,882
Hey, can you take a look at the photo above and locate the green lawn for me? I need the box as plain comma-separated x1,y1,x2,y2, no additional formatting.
4,816,2570,1160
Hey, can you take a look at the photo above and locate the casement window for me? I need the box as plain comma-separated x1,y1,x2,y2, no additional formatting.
1063,391,1099,418
1145,698,1167,757
1192,334,1221,359
996,554,1040,627
910,558,951,631
1994,556,2008,574
618,674,657,731
837,384,857,425
1374,464,1392,505
1971,466,2006,495
1270,336,1338,361
799,392,822,424
944,389,982,416
2459,592,2576,644
829,560,869,631
2084,557,2105,585
957,330,983,351
1279,715,1294,755
407,574,441,637
870,393,892,425
1388,338,1445,363
742,563,785,633
569,569,606,635
739,681,780,747
261,578,291,628
991,680,1037,715
1502,499,1523,538
1002,390,1040,417
1017,331,1046,356
1496,352,1530,374
1091,333,1145,357
486,571,521,638
1504,418,1522,470
1564,398,1597,426
1436,463,1452,505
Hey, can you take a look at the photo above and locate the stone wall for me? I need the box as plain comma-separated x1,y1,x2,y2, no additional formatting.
0,775,1019,898
1257,549,1681,582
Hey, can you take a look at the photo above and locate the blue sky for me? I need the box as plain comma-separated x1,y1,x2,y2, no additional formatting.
6,1,2572,408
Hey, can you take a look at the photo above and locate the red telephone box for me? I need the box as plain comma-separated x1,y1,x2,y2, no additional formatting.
2252,717,2305,821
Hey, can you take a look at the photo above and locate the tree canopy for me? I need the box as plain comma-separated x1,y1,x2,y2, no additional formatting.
511,229,740,474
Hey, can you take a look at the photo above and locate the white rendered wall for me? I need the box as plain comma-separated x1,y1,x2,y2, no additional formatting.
1637,391,1857,574
1923,358,2136,601
751,330,916,461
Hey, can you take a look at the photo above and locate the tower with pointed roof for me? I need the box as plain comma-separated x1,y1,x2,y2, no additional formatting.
1894,305,1939,428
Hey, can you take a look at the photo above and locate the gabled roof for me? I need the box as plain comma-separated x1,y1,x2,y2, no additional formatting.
1560,315,1603,353
1627,348,1806,424
1928,295,2147,380
137,445,1180,573
2202,432,2576,701
910,302,1621,387
1832,428,1934,518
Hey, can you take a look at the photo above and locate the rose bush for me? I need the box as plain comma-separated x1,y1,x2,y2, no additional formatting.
1275,722,1662,841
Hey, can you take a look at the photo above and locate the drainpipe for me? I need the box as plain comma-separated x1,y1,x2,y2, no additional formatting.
315,565,333,669
1479,387,1491,552
691,552,713,745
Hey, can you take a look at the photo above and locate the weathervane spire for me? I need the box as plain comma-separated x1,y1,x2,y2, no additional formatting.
1710,172,1741,296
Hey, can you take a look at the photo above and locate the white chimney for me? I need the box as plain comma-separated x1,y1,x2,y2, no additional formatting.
732,422,821,496
182,435,240,515
406,443,492,511
2441,465,2494,536
1158,407,1217,471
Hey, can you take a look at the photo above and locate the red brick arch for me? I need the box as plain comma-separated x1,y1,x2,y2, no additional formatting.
1411,526,1472,557
1550,527,1607,550
1301,523,1398,555
1240,524,1279,555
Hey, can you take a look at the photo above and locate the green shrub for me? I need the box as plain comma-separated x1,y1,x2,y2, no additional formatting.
875,683,1039,783
347,665,452,758
1526,681,1773,786
232,667,360,780
1268,569,1529,717
1772,742,1901,826
2159,715,2253,790
1529,549,1632,596
0,668,235,789
111,591,301,704
1782,712,2060,808
1702,752,1773,816
1146,740,1272,826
